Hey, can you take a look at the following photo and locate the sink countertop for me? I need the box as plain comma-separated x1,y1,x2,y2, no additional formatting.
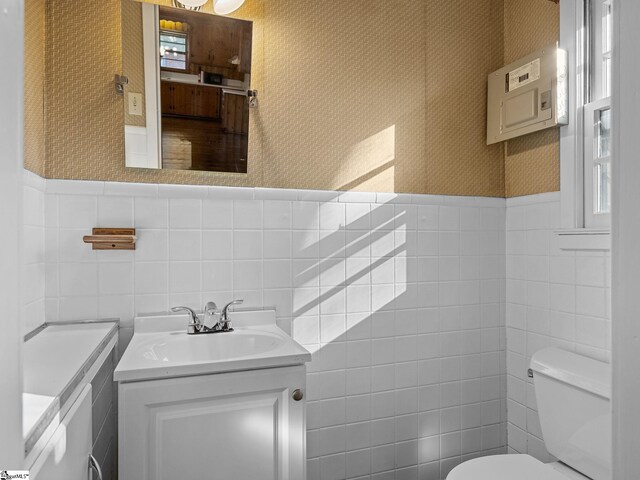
115,309,311,383
22,321,118,455
23,322,117,396
23,393,56,439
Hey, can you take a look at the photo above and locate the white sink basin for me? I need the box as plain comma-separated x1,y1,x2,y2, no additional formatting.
115,309,310,382
138,329,285,363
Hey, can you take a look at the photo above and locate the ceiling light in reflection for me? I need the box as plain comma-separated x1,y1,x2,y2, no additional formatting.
215,0,246,15
173,0,207,9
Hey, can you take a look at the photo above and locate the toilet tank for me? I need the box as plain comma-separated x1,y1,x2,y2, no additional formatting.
530,348,611,480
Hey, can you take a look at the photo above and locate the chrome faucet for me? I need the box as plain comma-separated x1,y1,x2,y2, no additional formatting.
171,306,204,334
203,301,219,328
171,300,242,335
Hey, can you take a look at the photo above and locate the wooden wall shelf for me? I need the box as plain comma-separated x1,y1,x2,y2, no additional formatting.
83,228,137,250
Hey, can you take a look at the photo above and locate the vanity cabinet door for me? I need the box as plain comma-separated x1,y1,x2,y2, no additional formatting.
31,385,93,480
119,365,306,480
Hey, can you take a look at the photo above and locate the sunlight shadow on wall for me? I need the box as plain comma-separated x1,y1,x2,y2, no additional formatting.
291,202,409,353
336,125,396,192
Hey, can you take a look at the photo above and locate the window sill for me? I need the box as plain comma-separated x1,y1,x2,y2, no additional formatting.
555,228,610,251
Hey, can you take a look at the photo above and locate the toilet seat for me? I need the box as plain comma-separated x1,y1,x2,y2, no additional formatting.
446,454,578,480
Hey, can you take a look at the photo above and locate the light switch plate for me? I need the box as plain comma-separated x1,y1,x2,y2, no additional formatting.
128,93,143,116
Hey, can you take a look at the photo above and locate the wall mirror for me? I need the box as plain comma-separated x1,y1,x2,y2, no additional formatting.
121,1,253,173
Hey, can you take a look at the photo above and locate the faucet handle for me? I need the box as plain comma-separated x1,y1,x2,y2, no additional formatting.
216,300,243,332
171,306,198,321
222,300,244,320
171,306,202,334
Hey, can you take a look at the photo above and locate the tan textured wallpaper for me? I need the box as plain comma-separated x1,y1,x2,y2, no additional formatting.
122,0,146,127
36,0,509,195
503,0,560,197
24,0,46,176
27,0,558,196
261,0,430,193
426,0,505,196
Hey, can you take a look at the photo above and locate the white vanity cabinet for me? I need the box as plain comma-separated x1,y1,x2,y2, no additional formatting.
119,365,306,480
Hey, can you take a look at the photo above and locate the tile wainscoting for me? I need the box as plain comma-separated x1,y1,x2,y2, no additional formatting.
22,171,46,334
22,172,613,478
38,176,507,480
505,192,611,460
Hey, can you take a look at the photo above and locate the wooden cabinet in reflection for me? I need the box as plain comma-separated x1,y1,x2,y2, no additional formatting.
193,85,221,118
161,81,221,119
222,92,249,135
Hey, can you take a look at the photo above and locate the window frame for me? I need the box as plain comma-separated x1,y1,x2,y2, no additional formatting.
159,28,190,73
558,0,612,250
591,0,612,101
584,97,611,228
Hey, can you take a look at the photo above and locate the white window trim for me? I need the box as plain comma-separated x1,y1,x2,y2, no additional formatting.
140,3,162,169
558,0,611,250
611,0,640,474
583,96,611,227
556,227,611,251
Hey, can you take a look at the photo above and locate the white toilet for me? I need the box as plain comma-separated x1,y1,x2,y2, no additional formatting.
448,347,611,480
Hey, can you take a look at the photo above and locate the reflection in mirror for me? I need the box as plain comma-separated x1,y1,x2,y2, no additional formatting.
122,1,252,173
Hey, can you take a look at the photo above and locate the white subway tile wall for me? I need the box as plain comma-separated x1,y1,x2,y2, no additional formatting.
22,171,46,334
22,176,614,477
39,180,508,480
505,192,611,461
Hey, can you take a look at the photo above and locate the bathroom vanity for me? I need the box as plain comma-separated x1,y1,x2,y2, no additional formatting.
115,309,311,480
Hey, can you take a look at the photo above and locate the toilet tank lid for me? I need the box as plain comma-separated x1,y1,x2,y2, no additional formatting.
530,347,611,399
